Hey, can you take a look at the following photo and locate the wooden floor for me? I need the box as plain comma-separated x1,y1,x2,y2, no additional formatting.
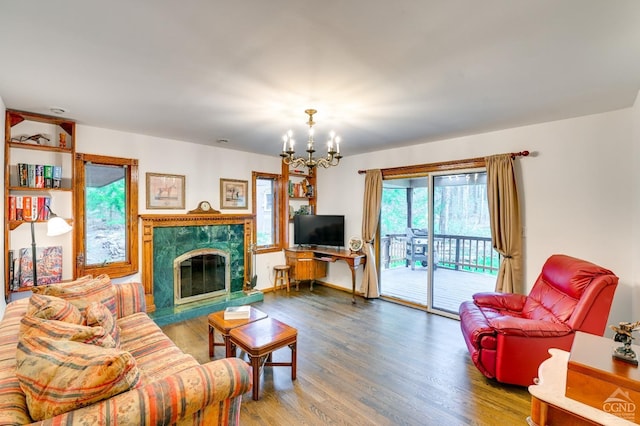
380,267,496,313
161,285,531,426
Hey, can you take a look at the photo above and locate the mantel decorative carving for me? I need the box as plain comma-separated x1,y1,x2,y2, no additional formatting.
139,214,254,312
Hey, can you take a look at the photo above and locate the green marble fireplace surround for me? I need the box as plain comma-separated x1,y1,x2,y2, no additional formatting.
140,214,263,326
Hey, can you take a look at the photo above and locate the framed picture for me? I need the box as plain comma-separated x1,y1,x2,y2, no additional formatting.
146,173,185,209
220,178,248,209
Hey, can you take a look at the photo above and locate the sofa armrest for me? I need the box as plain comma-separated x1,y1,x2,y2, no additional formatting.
473,292,527,312
487,315,573,338
113,282,147,318
34,358,252,426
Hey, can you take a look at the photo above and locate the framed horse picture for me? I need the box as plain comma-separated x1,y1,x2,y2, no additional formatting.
146,173,185,209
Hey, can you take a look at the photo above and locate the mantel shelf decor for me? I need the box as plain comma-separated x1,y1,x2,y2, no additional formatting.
188,201,220,214
280,109,342,169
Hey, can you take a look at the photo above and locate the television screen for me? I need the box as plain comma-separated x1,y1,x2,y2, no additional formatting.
294,215,345,247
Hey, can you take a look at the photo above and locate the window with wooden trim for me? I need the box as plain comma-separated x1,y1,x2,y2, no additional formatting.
74,153,138,278
252,171,282,252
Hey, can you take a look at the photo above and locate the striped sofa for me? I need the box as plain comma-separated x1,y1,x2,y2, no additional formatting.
0,280,252,425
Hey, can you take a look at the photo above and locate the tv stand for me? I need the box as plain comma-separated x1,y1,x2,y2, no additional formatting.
284,247,366,304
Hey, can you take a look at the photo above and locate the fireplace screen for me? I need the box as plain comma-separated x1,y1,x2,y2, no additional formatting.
174,249,230,305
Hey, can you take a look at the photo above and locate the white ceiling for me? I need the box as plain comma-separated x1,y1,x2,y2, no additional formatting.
1,1,639,157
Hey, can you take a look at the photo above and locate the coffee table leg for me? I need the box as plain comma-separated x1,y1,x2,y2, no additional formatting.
251,355,260,400
227,340,237,358
208,326,214,358
290,342,297,380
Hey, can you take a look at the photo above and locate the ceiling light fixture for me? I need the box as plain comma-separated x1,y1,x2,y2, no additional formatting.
49,107,67,115
280,109,342,169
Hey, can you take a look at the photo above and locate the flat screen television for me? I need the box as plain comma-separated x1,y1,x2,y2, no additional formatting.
294,215,345,248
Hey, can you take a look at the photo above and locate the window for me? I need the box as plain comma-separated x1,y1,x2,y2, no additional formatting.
252,172,282,252
74,154,138,278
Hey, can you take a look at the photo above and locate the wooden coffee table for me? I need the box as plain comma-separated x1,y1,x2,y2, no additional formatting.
207,307,268,358
229,317,297,400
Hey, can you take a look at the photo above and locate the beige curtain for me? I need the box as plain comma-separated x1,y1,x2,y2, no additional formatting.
485,154,523,294
360,169,382,298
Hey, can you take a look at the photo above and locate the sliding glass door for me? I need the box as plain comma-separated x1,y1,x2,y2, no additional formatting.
430,171,497,314
379,170,498,316
379,177,429,306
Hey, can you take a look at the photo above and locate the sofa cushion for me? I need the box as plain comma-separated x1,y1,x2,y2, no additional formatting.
20,315,117,348
114,281,147,318
33,274,117,318
26,294,84,324
118,312,198,383
85,301,121,347
16,335,140,421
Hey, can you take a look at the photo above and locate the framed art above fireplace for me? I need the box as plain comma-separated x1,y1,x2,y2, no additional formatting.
146,173,185,209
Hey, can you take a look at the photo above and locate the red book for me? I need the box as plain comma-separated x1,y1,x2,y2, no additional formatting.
37,197,46,220
35,165,44,188
15,196,23,221
8,196,16,221
23,196,32,221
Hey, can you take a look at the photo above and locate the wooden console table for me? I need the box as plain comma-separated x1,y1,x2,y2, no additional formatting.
284,247,366,304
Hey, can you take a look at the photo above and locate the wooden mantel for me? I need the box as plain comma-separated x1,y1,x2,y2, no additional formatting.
139,213,254,312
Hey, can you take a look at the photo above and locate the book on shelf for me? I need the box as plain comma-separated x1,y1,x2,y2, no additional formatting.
35,164,44,188
52,165,62,188
22,196,32,221
15,196,23,221
27,164,36,187
44,165,53,188
8,196,16,221
17,163,28,186
224,305,251,320
8,250,15,291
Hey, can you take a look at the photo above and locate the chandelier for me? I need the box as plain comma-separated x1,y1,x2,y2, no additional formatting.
280,109,342,169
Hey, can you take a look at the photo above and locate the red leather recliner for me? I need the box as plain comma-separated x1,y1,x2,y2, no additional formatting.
459,254,618,386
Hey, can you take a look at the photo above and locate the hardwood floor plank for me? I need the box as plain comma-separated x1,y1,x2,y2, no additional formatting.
161,285,531,425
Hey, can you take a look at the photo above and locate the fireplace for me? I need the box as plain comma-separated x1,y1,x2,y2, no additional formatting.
140,214,263,325
174,248,230,305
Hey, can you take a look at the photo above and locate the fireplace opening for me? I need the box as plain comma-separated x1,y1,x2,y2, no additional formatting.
174,248,230,305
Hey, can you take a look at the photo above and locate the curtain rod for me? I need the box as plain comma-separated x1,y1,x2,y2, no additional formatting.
357,150,530,175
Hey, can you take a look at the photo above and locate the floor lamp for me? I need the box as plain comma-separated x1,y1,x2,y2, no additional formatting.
30,206,73,286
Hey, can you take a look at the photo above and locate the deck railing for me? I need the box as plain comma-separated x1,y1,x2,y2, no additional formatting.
381,233,500,274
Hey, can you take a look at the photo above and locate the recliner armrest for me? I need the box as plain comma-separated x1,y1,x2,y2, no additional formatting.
487,315,573,337
473,292,527,312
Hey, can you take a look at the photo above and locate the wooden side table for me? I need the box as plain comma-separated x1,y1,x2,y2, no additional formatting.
229,317,298,400
207,307,268,358
528,347,636,425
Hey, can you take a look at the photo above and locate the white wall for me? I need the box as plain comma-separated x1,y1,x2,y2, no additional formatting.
77,126,287,289
632,91,640,319
319,106,636,327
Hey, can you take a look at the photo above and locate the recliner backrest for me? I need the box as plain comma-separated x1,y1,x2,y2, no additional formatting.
522,255,617,328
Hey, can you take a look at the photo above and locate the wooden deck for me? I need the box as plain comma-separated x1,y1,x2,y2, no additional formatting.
380,266,496,313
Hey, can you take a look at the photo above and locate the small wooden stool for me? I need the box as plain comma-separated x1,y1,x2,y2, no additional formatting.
229,317,297,400
207,307,268,358
273,265,291,292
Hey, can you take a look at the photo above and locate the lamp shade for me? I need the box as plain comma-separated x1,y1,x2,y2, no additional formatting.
46,217,72,237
